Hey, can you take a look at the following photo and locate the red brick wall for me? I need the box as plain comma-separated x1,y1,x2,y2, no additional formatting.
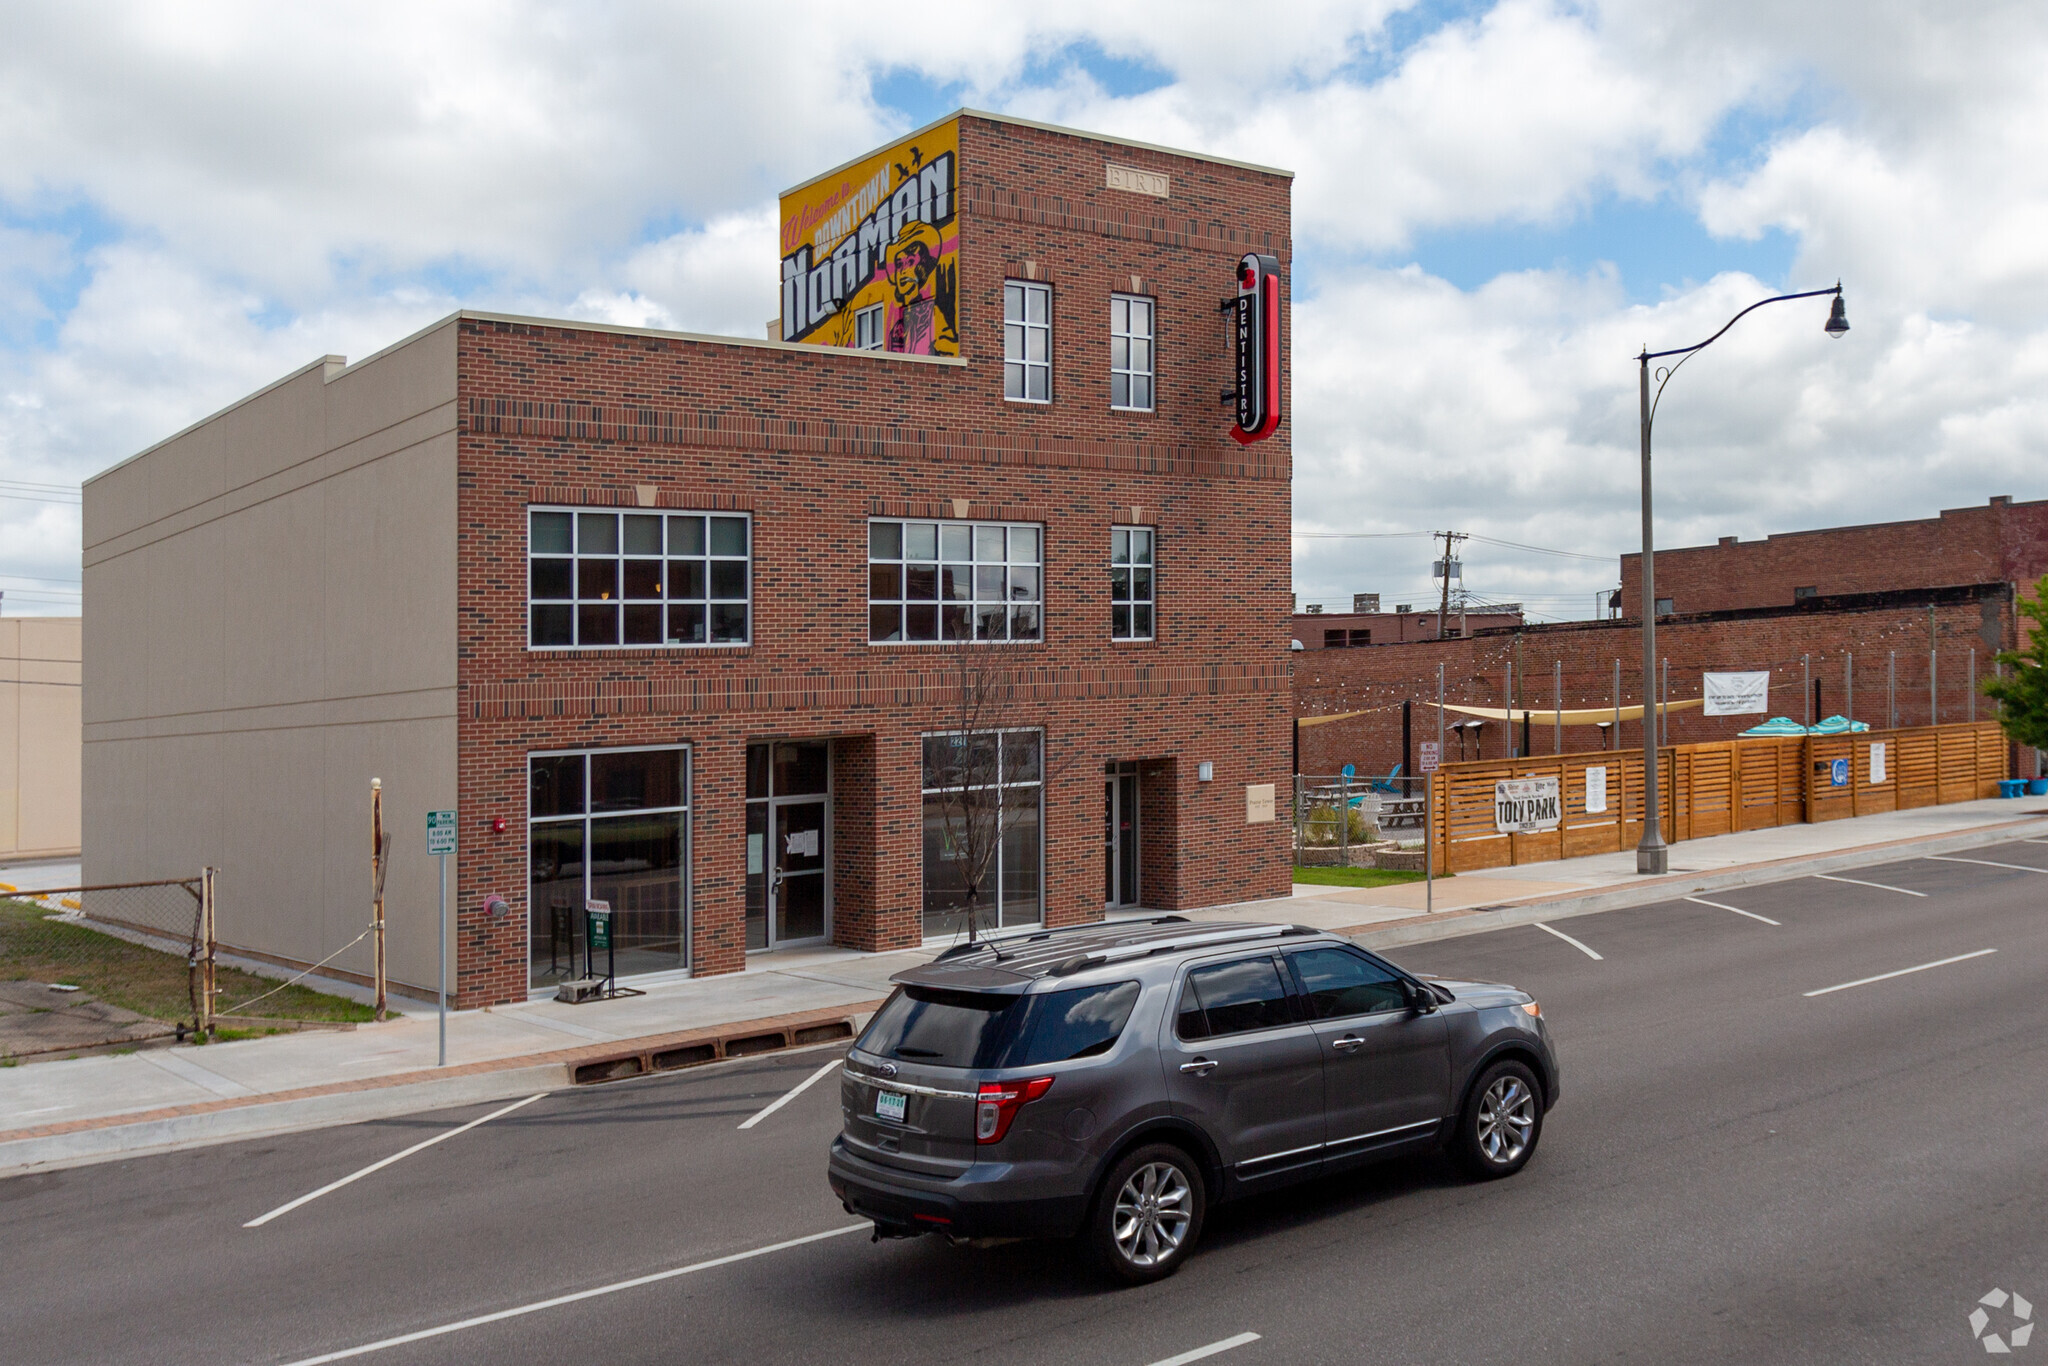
448,116,1296,1005
1619,496,2048,616
1296,587,2016,778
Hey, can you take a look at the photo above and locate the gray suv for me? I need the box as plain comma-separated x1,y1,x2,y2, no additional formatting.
827,917,1559,1282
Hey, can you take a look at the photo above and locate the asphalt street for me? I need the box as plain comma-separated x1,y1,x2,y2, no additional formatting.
5,841,2046,1366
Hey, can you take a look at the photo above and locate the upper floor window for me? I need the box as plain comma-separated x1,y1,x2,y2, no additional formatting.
869,519,1042,643
1111,526,1154,641
528,508,750,649
1004,282,1051,402
854,303,885,352
1110,294,1154,411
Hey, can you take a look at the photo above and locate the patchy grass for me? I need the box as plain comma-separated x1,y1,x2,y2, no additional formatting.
0,897,374,1027
1291,865,1444,888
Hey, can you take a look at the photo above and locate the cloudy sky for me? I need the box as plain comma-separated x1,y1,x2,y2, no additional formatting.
3,1,2045,620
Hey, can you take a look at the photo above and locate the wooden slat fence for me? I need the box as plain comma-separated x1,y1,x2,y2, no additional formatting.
1426,722,2008,874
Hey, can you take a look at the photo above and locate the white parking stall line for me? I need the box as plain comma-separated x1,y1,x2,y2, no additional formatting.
1533,922,1603,960
1145,1331,1263,1366
737,1057,843,1130
244,1093,547,1229
1684,896,1781,926
272,1224,870,1365
1925,856,2048,874
1812,874,1926,897
1803,949,1997,998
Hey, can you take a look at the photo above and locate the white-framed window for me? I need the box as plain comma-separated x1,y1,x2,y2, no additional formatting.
528,507,750,649
854,303,885,352
1004,281,1051,402
1111,526,1154,640
1110,294,1154,411
920,729,1043,937
869,518,1042,643
527,744,689,987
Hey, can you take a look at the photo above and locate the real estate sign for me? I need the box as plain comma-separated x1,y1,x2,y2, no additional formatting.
1495,777,1561,834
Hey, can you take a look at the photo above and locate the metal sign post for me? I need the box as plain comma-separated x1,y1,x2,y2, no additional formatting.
426,809,457,1067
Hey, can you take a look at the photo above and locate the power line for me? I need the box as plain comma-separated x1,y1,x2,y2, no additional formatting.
1464,534,1611,562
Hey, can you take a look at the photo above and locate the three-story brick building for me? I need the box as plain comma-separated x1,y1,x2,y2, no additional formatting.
82,111,1295,1005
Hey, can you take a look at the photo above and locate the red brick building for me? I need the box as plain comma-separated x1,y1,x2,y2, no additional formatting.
1293,605,1523,649
1620,495,2048,616
1296,584,2018,777
84,111,1296,1007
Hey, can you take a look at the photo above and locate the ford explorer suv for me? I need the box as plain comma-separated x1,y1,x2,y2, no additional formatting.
827,917,1559,1282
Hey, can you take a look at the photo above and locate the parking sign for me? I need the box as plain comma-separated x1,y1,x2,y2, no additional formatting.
426,809,457,856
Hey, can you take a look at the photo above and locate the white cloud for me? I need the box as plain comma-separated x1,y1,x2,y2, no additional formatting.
1,1,2046,621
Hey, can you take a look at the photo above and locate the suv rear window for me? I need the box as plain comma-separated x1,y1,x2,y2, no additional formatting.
857,980,1142,1071
1009,981,1140,1066
858,987,1023,1069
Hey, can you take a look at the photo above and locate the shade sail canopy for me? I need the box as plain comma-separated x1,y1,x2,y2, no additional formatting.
1435,699,1703,726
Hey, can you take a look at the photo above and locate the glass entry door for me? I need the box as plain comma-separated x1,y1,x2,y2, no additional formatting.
1105,761,1140,908
746,741,831,949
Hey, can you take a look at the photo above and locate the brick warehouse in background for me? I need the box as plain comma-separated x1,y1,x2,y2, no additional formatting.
82,111,1295,1007
1296,584,2027,778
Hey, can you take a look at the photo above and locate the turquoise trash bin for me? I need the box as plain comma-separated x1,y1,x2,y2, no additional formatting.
2030,778,2048,796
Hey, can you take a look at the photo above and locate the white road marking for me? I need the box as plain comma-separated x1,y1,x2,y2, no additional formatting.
1146,1332,1263,1366
1812,873,1926,897
1684,896,1781,926
1804,948,1997,998
243,1093,547,1228
1533,922,1602,960
1925,855,2048,874
12,1105,70,1118
272,1223,870,1365
737,1057,843,1130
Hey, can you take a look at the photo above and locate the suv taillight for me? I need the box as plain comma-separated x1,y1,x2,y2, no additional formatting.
976,1076,1054,1144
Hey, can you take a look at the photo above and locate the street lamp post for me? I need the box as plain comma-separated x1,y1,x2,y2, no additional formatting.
1634,284,1848,874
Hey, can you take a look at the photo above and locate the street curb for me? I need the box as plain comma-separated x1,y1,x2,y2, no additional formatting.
0,1001,882,1178
1345,813,2048,953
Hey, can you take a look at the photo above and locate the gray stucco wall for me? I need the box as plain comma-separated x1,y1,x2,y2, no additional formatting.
82,320,459,996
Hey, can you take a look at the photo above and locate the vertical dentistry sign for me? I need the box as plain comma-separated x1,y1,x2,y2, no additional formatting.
779,118,960,356
1230,253,1283,445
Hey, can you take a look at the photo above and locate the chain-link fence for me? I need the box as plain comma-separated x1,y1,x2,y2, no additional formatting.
1,870,376,1058
1293,774,1429,868
0,874,211,1057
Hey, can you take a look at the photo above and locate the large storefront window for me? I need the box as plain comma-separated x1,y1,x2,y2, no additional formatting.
921,730,1042,939
529,746,688,988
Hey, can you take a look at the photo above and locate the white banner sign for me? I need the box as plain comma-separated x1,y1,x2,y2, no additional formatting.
1585,766,1608,815
1869,742,1887,785
1703,670,1771,716
1495,777,1561,834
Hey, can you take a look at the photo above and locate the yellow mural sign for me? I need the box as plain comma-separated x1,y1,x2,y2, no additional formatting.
778,118,959,355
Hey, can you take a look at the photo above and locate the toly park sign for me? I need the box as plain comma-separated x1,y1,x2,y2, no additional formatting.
1494,777,1562,834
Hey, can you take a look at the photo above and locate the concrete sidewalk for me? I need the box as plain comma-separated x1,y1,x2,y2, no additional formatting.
3,795,2045,1175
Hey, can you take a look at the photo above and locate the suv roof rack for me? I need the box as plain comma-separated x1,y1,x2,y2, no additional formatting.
931,915,1190,963
1046,923,1319,976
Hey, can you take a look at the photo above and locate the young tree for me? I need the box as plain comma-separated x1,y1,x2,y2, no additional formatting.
1984,574,2048,753
924,644,1050,943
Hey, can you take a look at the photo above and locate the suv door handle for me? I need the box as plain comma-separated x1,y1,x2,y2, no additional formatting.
1330,1035,1367,1052
1179,1058,1218,1075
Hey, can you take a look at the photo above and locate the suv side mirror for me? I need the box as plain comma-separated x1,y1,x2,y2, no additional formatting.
1403,979,1437,1014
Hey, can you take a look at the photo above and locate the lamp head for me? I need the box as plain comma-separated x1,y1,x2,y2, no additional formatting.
1825,290,1849,337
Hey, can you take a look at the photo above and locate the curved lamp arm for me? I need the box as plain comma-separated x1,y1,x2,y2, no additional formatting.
1642,283,1844,437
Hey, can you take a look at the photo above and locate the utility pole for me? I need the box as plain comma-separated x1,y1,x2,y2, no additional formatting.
1434,530,1466,639
371,779,388,1023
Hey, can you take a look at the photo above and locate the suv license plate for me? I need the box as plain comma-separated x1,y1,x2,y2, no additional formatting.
875,1090,907,1123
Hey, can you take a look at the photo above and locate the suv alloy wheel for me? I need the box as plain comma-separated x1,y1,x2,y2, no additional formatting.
1089,1143,1206,1284
1453,1058,1543,1178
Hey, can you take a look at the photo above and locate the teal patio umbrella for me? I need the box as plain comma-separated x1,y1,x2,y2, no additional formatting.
1739,716,1808,737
